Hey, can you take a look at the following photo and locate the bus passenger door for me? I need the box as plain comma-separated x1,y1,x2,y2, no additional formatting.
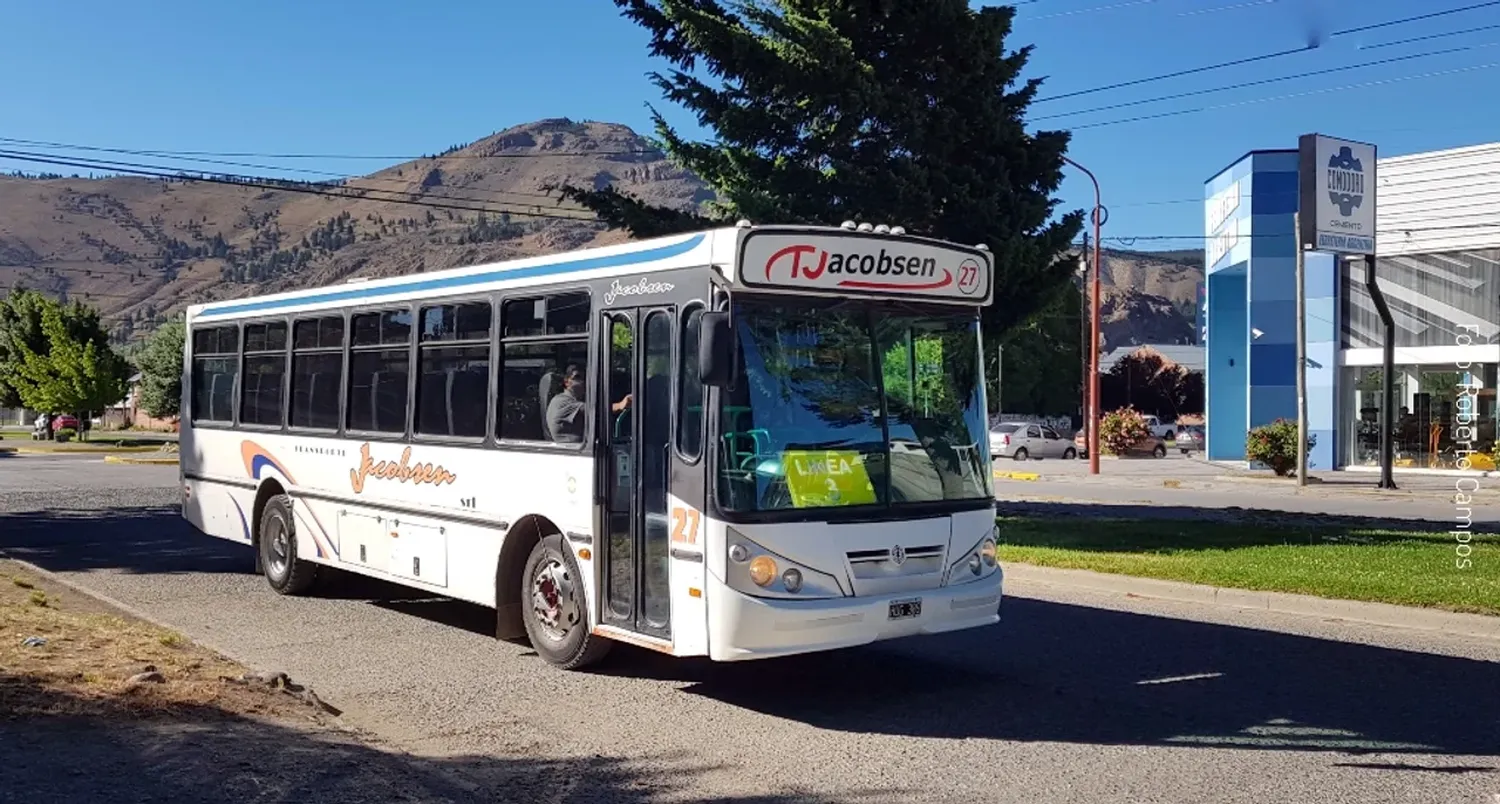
598,308,673,641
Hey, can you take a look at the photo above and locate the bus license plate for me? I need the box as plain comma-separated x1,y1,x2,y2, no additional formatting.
888,598,922,620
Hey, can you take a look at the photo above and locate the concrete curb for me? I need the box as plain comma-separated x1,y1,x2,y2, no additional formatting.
102,455,180,465
1003,562,1500,640
0,446,164,456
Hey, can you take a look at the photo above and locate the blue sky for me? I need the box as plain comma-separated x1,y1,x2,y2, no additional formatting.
2,0,1498,251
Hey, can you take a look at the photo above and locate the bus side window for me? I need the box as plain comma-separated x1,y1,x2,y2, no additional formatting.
190,325,240,425
498,292,590,444
290,316,345,431
348,309,412,434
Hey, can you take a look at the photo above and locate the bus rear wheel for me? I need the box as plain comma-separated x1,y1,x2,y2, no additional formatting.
259,494,318,596
520,534,611,670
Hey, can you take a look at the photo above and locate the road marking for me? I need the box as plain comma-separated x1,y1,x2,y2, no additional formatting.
1136,672,1224,685
993,471,1040,482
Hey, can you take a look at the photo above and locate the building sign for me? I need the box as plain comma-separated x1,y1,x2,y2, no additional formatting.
739,232,992,302
1204,180,1241,270
1298,134,1377,255
1195,281,1206,345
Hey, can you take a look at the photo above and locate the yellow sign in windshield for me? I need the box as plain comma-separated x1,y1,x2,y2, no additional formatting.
783,450,877,508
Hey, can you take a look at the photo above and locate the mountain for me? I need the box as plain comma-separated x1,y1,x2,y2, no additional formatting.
1090,247,1202,351
0,117,1199,346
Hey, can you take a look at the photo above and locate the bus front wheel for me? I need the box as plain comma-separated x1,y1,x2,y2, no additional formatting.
520,534,611,670
259,494,318,596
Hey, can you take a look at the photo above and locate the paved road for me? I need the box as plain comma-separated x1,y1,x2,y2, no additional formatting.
2,457,1498,803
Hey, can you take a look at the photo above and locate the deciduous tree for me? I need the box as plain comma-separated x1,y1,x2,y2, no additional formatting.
3,293,129,426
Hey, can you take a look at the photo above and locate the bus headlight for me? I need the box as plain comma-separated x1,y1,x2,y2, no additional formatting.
782,568,803,593
725,529,845,599
948,529,1000,586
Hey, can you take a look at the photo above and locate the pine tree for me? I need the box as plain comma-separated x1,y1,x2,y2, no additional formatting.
560,0,1082,334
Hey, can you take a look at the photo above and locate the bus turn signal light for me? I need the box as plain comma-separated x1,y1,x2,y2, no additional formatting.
749,556,777,586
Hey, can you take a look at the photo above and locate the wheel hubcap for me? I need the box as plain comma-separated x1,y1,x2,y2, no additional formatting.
267,519,290,578
530,558,579,642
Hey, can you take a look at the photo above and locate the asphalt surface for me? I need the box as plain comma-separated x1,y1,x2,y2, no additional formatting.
2,454,1498,804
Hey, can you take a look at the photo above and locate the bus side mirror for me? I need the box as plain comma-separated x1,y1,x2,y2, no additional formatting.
699,311,732,387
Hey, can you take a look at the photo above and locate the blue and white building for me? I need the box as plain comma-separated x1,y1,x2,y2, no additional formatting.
1203,141,1500,471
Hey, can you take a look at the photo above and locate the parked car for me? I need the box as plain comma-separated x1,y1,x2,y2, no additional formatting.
1073,428,1168,459
1175,424,1204,454
1142,414,1175,440
990,422,1077,460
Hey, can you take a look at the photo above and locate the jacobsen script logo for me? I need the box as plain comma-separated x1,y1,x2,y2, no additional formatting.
604,277,675,305
765,244,980,294
349,443,457,494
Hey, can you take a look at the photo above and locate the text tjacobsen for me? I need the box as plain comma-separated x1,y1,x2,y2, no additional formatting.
765,244,939,281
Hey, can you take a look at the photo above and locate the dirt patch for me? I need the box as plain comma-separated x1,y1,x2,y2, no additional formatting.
0,559,331,721
0,560,486,802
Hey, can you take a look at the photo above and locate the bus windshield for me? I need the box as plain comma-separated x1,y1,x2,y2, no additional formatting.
715,299,991,514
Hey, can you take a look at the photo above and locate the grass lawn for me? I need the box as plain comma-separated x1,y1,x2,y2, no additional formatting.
0,432,172,452
995,515,1499,616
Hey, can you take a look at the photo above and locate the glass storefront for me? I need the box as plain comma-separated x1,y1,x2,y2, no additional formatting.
1342,363,1498,471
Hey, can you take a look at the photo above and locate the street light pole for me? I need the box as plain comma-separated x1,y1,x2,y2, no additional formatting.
1062,156,1105,475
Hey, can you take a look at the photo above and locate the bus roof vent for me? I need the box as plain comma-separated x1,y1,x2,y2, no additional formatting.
736,219,752,228
840,220,858,231
873,224,891,234
856,222,874,233
976,243,990,252
891,226,907,236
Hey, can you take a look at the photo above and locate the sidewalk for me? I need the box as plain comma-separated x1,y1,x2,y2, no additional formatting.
1005,563,1500,641
993,461,1492,498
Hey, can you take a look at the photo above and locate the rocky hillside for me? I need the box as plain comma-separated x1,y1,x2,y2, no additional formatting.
1090,247,1202,351
0,117,1199,345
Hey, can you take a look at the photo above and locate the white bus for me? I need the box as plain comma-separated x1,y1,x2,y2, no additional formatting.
180,221,1002,669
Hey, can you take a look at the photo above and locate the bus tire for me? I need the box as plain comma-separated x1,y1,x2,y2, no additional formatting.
520,533,610,670
259,494,318,596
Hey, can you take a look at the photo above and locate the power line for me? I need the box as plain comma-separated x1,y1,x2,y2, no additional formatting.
0,148,599,220
0,143,663,162
1034,1,1500,103
1360,22,1500,49
0,150,602,223
0,136,571,203
1067,59,1500,130
1034,43,1313,103
1332,0,1500,39
1030,44,1469,121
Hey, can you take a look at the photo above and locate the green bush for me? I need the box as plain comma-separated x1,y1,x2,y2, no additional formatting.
1246,418,1313,476
54,427,77,442
1099,407,1151,455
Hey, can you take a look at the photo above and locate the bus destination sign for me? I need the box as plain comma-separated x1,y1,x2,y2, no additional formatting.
739,232,991,302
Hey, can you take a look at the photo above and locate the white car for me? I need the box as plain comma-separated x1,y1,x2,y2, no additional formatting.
989,422,1077,460
1142,414,1175,440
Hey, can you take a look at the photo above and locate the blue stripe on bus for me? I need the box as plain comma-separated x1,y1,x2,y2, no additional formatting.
195,233,708,318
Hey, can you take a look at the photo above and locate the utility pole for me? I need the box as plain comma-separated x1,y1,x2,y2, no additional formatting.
1295,212,1308,486
1060,156,1105,475
1079,233,1089,439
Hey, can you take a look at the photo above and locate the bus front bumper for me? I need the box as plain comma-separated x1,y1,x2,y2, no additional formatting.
707,568,1003,662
